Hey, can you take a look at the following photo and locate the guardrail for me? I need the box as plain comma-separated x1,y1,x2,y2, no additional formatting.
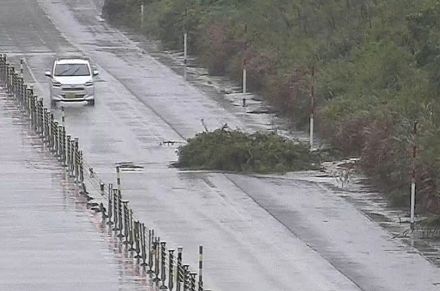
0,53,210,291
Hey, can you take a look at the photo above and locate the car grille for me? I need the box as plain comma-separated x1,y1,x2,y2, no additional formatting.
62,94,85,99
62,87,84,91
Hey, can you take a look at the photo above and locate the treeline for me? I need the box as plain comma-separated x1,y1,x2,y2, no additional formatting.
103,0,440,211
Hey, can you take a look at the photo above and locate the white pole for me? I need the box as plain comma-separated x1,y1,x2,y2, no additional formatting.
310,66,315,151
410,179,416,229
242,65,247,94
140,4,144,29
183,32,188,65
410,121,417,231
20,58,24,76
310,113,314,150
116,166,121,192
61,106,65,126
183,32,188,80
243,23,248,94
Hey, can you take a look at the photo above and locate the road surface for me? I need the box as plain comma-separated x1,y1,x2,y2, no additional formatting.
1,0,440,290
0,87,156,290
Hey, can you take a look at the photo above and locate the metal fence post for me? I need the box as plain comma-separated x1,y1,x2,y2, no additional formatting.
107,184,113,225
190,273,197,291
79,150,84,183
122,201,129,242
74,138,79,181
49,113,54,150
116,165,121,191
11,68,17,97
160,241,167,289
147,229,154,273
53,121,59,155
20,77,25,108
176,247,183,291
0,54,3,82
37,99,43,134
69,139,75,177
20,58,24,76
7,67,14,95
66,135,71,171
17,76,24,107
7,66,12,94
141,223,148,267
112,189,118,231
27,89,35,127
39,100,44,135
61,106,65,126
31,94,36,128
128,209,135,251
0,54,5,83
117,194,124,238
100,202,106,222
60,126,66,165
183,265,190,291
42,108,48,141
198,246,203,291
134,220,141,257
169,249,175,291
153,237,161,283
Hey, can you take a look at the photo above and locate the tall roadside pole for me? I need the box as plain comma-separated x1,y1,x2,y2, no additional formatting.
242,24,248,94
183,1,188,79
184,31,188,65
309,65,315,150
410,121,417,231
140,0,144,30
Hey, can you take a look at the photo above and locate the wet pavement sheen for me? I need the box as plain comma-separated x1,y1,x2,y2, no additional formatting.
0,89,154,290
2,0,440,290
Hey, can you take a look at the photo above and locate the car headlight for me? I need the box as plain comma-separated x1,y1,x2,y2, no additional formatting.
53,81,62,87
84,81,94,86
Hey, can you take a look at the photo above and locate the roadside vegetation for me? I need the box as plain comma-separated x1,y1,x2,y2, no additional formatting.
175,127,318,173
103,0,440,213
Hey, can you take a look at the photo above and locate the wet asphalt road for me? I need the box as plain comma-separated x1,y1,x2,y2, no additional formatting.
2,0,440,290
0,88,155,290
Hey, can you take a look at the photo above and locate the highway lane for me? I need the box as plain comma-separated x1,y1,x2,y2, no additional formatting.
2,0,440,290
0,86,156,290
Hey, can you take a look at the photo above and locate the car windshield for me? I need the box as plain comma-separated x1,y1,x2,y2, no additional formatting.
54,64,90,76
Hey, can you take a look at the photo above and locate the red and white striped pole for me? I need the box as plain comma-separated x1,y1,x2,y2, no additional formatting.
198,245,203,291
20,58,24,77
410,121,417,231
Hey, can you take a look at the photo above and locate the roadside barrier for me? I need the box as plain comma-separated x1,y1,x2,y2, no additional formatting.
0,54,210,291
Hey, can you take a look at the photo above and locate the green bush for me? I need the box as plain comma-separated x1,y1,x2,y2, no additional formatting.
176,128,318,173
103,0,440,213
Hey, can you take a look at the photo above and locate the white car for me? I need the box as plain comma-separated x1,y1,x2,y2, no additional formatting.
45,57,98,107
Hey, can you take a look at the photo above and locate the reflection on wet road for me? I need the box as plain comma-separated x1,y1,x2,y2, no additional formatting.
0,89,155,290
2,0,440,290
